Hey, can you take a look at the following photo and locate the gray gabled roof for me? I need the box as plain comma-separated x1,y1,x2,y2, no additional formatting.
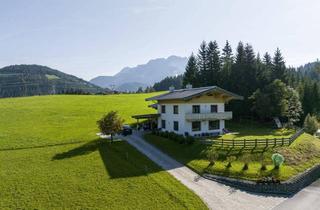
146,86,243,101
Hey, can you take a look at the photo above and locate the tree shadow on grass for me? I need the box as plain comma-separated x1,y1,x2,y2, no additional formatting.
52,139,162,179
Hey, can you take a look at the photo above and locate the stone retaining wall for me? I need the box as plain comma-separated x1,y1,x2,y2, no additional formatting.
203,164,320,196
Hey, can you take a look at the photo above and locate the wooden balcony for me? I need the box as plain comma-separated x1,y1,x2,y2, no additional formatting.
185,111,232,121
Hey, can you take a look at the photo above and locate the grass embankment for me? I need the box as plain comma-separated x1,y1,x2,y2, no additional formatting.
145,123,320,181
0,94,207,210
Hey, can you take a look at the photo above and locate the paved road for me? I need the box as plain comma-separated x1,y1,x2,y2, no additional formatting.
123,132,285,210
274,179,320,210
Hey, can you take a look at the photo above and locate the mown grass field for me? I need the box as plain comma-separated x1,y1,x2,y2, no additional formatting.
0,94,159,149
145,128,320,181
214,121,294,140
0,94,207,210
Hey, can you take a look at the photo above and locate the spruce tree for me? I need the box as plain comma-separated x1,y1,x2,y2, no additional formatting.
183,53,199,87
197,41,208,87
273,48,286,82
221,40,233,89
235,42,246,64
206,41,221,86
263,52,272,66
244,43,255,65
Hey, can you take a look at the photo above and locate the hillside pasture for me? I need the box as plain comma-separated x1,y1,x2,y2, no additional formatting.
0,93,207,209
0,94,158,149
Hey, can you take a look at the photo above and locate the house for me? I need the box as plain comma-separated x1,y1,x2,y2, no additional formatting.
133,85,243,136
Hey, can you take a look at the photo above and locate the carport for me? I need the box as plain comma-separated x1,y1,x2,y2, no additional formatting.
131,113,160,130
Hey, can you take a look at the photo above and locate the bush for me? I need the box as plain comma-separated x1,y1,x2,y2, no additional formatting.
154,131,195,145
272,153,284,169
304,114,319,135
186,136,195,145
207,150,219,166
240,154,251,170
226,156,236,168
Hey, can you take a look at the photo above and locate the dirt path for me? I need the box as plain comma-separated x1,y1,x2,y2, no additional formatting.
123,132,285,210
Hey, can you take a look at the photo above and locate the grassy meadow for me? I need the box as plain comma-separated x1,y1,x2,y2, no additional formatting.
0,93,207,210
0,93,159,149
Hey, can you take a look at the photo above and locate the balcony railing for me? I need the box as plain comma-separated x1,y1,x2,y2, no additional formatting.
185,111,232,121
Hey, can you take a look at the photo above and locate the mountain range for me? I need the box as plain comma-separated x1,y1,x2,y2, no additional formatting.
0,65,104,98
90,55,188,91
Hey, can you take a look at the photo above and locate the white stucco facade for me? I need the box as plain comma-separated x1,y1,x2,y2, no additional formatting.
157,102,229,136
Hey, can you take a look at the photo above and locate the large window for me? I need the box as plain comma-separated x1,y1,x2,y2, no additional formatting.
173,121,179,131
173,105,179,114
192,121,201,131
209,120,220,130
161,120,166,129
161,105,166,113
192,105,200,113
211,105,218,113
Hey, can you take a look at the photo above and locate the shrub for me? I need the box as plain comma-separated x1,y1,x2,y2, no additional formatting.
240,154,251,170
207,150,219,166
303,114,319,135
258,155,267,170
177,135,185,144
272,153,285,169
186,136,195,145
226,156,236,168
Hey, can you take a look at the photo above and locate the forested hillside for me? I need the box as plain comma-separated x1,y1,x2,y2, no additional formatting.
182,40,319,124
0,65,104,98
153,75,183,91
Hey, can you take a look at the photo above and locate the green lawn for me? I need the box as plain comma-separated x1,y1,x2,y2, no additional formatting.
145,125,320,181
0,94,207,210
214,121,294,140
0,94,159,149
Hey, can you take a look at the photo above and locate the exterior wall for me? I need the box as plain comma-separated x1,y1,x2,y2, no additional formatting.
157,102,227,136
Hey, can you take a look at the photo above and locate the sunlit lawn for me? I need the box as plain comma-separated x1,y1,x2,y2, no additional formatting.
145,126,320,181
0,94,207,210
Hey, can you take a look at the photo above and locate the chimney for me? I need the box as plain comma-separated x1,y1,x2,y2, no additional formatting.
169,86,175,92
186,84,193,89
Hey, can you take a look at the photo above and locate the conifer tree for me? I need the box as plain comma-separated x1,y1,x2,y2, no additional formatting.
273,48,286,81
183,53,199,87
244,43,255,65
206,41,221,86
235,42,246,64
220,41,233,89
197,41,208,87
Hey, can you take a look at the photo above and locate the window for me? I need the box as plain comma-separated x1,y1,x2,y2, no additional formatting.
161,120,166,129
211,105,218,113
192,121,201,131
209,120,220,130
161,105,166,113
192,105,200,113
173,105,179,114
173,121,179,131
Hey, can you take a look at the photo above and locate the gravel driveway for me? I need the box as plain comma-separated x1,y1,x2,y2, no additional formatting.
123,132,286,210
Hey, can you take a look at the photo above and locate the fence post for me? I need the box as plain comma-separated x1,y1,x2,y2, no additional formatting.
266,139,269,147
282,138,284,146
274,138,276,147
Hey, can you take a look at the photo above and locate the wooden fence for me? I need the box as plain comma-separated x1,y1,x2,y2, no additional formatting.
203,129,304,149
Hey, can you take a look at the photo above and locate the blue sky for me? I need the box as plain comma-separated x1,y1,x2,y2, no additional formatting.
1,0,319,80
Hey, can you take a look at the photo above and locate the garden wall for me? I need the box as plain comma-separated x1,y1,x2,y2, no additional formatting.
203,164,320,196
